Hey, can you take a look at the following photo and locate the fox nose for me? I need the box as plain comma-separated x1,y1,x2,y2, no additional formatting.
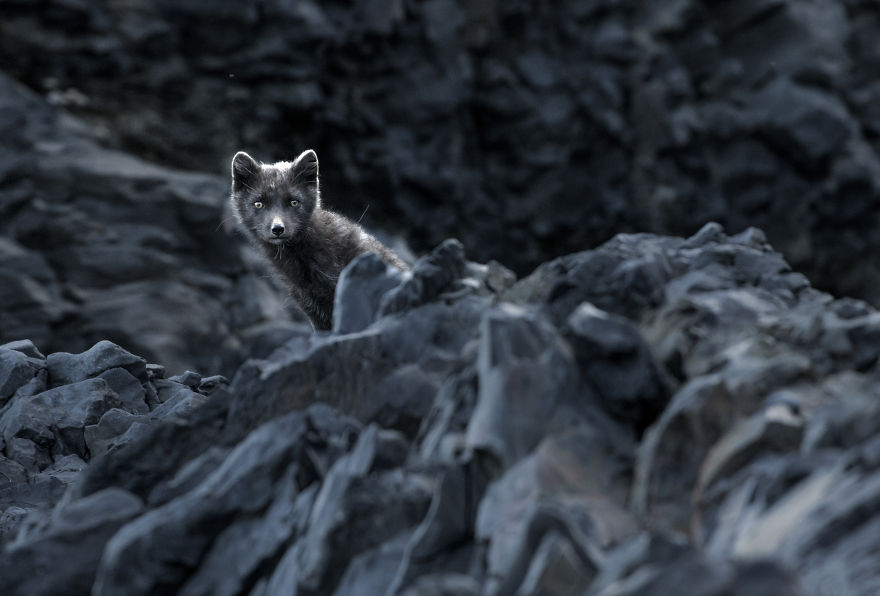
271,223,285,236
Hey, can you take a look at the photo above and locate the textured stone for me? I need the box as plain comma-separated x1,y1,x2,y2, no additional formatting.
563,302,669,432
333,252,406,334
47,341,146,386
92,408,342,596
97,368,148,414
0,378,122,461
466,304,589,467
0,223,877,596
0,488,143,596
0,347,45,406
84,408,139,459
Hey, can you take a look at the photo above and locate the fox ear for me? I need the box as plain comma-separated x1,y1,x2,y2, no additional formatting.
291,149,319,189
231,151,259,192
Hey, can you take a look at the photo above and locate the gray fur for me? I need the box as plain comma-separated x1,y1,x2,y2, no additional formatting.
230,149,409,330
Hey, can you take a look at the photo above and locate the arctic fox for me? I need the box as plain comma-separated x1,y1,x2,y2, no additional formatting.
230,149,408,330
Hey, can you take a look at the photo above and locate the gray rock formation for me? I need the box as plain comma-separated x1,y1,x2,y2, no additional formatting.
1,226,877,594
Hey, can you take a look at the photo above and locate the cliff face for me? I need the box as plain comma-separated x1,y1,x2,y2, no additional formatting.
2,224,878,595
4,0,880,304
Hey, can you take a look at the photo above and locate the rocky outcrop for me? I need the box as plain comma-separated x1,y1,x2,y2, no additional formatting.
3,0,880,306
2,226,878,594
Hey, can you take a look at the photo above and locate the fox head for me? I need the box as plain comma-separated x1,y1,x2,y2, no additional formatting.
230,149,320,245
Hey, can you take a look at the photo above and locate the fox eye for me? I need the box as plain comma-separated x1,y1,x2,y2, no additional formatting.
290,199,299,206
253,201,263,209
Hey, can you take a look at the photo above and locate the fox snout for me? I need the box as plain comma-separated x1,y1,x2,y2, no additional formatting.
261,214,294,243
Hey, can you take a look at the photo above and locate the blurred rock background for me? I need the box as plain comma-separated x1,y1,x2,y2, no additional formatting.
4,0,880,306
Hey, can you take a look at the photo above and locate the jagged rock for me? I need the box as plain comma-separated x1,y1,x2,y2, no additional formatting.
5,437,52,473
146,446,231,507
4,224,880,596
150,380,208,418
90,405,358,595
294,425,433,593
586,537,804,596
97,368,148,415
47,341,146,386
145,363,165,379
563,302,669,432
515,531,597,596
84,409,139,459
379,239,468,317
333,252,407,334
168,370,201,388
0,378,122,463
0,347,45,407
332,532,412,596
0,488,144,596
177,465,305,596
476,425,634,596
196,375,228,395
466,304,590,467
399,573,481,596
0,340,45,360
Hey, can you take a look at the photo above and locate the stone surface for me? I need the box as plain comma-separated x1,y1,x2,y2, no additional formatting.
333,252,407,334
97,368,148,415
0,378,122,463
0,347,44,407
47,341,146,386
4,219,880,596
4,0,880,315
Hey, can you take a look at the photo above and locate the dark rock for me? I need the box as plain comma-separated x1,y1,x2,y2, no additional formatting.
0,339,45,360
476,425,634,595
168,370,201,388
515,531,596,596
466,304,602,467
92,411,316,595
1,488,143,596
563,302,669,432
0,347,45,407
176,465,304,596
4,224,880,596
0,505,28,542
752,78,851,169
151,379,207,417
97,368,148,415
399,573,481,596
380,239,468,317
586,532,806,595
47,341,146,386
84,409,138,459
196,374,228,395
0,378,121,462
294,425,433,593
145,363,165,380
333,252,407,335
5,436,52,473
332,532,411,596
146,446,231,507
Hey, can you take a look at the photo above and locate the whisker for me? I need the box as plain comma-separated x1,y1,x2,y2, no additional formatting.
215,215,237,233
357,204,370,224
